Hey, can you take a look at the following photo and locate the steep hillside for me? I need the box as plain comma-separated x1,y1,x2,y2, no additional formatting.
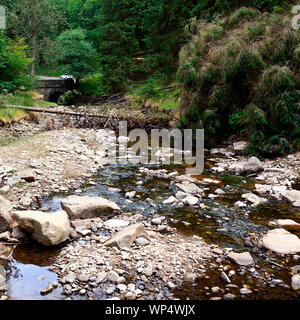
177,8,300,156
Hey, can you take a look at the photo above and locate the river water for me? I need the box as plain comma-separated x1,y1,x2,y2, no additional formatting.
2,157,300,300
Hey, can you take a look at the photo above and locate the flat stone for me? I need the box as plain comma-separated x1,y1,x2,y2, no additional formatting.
163,196,177,204
240,288,252,295
175,183,202,194
223,293,235,300
233,141,249,153
104,223,146,249
61,195,121,219
242,193,267,206
276,219,300,227
282,190,300,204
135,237,150,246
262,229,300,254
17,169,36,182
228,251,254,266
104,219,129,229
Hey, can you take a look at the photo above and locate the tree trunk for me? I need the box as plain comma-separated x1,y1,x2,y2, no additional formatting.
30,29,37,77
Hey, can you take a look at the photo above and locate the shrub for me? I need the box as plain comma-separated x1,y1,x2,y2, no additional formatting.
176,62,198,88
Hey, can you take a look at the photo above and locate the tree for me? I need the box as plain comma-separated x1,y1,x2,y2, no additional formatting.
57,29,97,82
0,33,32,91
2,0,64,76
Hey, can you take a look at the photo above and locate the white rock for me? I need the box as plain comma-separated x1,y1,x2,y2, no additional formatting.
282,190,300,204
291,274,300,291
242,156,263,173
11,210,70,246
228,251,254,266
182,195,199,206
163,196,177,204
233,141,249,153
234,201,247,208
262,229,300,254
104,223,146,249
104,219,130,229
61,195,121,219
175,183,202,194
0,196,12,233
242,193,267,206
276,219,300,227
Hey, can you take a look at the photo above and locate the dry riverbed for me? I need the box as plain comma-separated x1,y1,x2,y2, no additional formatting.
0,124,300,300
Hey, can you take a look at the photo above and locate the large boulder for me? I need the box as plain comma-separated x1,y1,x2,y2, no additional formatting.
11,210,70,246
61,196,121,219
233,141,249,154
104,223,146,249
242,156,263,173
0,196,12,233
262,228,300,254
282,190,300,206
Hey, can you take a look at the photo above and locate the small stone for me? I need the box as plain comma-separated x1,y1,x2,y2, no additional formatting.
40,285,54,295
211,286,220,294
117,284,127,292
240,288,252,295
220,271,231,284
107,271,120,283
79,289,86,295
223,293,235,300
125,292,136,300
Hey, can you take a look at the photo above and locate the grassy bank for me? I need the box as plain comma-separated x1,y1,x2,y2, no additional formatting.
0,92,57,123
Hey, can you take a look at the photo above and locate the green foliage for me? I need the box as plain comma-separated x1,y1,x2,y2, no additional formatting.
57,29,97,81
57,89,81,105
176,62,198,88
0,34,33,92
79,73,107,95
179,9,300,156
227,7,259,29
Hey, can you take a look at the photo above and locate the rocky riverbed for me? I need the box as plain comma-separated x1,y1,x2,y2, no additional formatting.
0,123,300,300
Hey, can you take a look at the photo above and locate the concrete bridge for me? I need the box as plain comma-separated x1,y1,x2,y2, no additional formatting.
35,76,76,102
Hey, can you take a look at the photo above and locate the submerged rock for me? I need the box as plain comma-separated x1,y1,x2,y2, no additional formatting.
11,210,70,246
262,229,300,254
61,195,121,219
